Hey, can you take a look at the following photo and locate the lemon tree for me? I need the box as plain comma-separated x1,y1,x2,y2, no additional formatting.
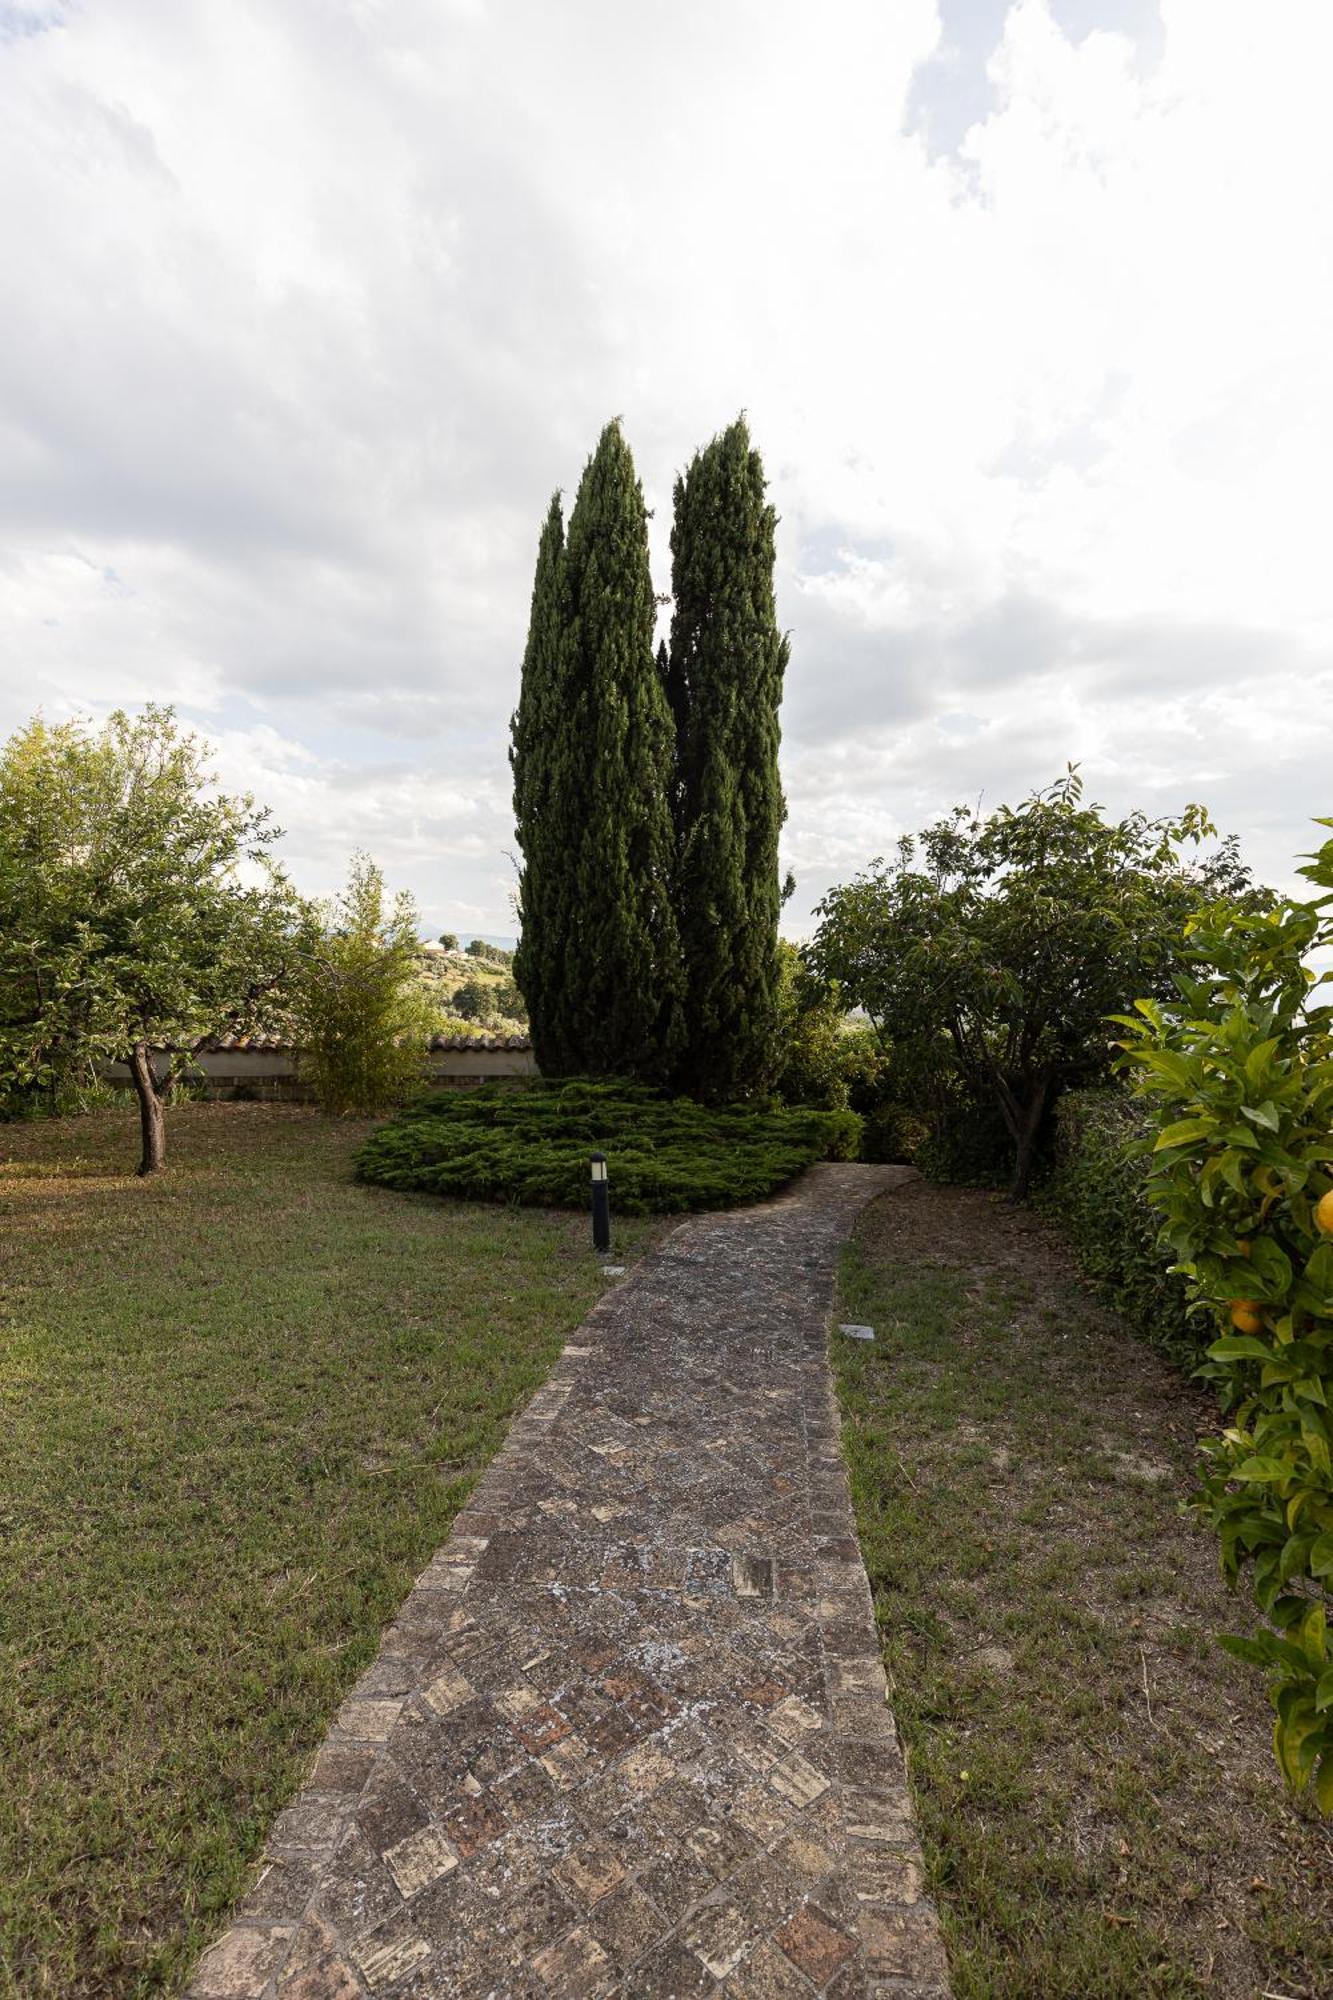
1117,823,1333,1811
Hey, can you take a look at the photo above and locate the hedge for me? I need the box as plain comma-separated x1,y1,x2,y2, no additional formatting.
1042,1087,1198,1361
913,1094,1014,1188
356,1079,862,1213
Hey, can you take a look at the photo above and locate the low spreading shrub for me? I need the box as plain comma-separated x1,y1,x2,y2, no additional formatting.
1042,1088,1196,1360
356,1079,861,1213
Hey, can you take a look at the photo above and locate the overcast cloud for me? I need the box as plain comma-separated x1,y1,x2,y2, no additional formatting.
2,0,1330,936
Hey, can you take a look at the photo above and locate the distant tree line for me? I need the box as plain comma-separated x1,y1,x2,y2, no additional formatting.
510,417,788,1098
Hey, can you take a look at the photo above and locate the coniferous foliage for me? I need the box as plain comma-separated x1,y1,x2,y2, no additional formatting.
512,423,684,1077
665,417,789,1098
510,493,573,1070
563,421,685,1076
358,1079,859,1213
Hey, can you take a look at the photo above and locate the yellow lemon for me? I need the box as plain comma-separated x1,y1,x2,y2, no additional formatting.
1314,1190,1333,1237
1229,1301,1264,1335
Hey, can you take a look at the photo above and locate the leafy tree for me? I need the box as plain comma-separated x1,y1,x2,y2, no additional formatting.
1116,826,1333,1811
771,942,857,1110
811,771,1255,1199
438,932,460,951
451,977,494,1026
0,706,300,1174
294,855,437,1114
666,418,789,1097
492,977,527,1024
512,422,684,1077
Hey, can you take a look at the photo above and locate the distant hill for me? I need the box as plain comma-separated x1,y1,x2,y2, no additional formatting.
413,938,526,1036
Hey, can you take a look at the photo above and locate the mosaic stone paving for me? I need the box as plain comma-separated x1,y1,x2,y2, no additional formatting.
187,1164,950,2000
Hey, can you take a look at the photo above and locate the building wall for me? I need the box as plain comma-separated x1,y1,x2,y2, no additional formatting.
102,1046,537,1100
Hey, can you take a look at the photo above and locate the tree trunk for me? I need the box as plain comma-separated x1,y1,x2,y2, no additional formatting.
1006,1077,1051,1202
128,1040,166,1176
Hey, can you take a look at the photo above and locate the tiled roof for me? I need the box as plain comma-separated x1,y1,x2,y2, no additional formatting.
428,1033,532,1052
197,1033,533,1055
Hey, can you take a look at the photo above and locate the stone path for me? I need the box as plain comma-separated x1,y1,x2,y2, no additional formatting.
188,1165,949,2000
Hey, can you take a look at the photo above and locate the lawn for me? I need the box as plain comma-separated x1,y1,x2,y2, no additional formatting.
0,1104,662,1998
834,1179,1333,2000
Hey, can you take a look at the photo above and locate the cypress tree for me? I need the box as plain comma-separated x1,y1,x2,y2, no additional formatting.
511,425,684,1078
666,417,789,1098
511,493,575,1071
560,421,684,1077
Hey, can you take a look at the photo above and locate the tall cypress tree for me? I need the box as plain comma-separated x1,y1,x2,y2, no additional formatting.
562,421,684,1077
666,417,789,1098
511,424,684,1077
511,493,574,1071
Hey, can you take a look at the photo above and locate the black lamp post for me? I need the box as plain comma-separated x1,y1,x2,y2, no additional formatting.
590,1152,611,1255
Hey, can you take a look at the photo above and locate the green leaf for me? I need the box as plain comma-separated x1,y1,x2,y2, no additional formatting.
1207,1335,1272,1363
1302,1603,1328,1663
1233,1455,1288,1482
1153,1118,1217,1151
1303,1241,1333,1298
1134,1049,1196,1090
1244,1039,1282,1086
1247,1237,1294,1295
1317,1748,1333,1814
1218,1633,1272,1666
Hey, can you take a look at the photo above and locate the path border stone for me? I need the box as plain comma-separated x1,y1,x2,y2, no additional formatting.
187,1165,949,1999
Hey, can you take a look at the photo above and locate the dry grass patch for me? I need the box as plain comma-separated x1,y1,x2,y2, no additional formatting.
834,1178,1333,2000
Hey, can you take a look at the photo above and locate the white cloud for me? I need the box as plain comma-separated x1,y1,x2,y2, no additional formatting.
0,0,1330,937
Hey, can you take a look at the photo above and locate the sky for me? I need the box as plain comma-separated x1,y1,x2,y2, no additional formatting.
2,0,1331,939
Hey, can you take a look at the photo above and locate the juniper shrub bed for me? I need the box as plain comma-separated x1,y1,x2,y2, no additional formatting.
355,1078,862,1212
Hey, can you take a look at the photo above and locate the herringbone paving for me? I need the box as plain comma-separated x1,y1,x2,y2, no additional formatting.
187,1165,949,1999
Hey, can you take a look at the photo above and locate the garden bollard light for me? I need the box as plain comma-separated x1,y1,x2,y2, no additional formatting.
590,1152,612,1255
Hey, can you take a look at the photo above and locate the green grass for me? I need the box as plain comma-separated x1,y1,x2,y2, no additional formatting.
833,1180,1333,2000
0,1104,663,1998
357,1077,861,1212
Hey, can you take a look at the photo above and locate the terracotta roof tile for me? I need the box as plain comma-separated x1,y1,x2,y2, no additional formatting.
192,1033,533,1055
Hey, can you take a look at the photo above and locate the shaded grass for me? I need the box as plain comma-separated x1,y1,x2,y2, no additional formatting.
0,1105,664,1998
833,1180,1333,2000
